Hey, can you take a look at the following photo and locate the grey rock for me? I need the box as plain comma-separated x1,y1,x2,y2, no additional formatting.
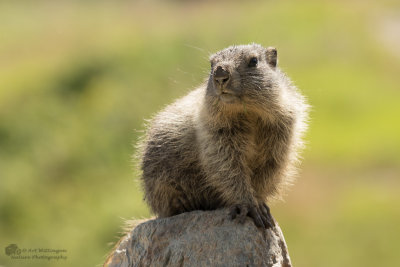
105,209,292,267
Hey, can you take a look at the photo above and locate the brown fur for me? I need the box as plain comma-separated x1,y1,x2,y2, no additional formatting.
137,44,309,226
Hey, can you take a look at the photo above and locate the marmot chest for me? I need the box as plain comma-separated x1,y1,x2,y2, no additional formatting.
230,119,269,170
244,128,268,170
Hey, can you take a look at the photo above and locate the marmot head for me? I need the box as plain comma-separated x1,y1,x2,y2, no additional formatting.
206,44,281,113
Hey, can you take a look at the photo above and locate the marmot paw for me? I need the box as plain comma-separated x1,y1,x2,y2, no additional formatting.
229,203,275,229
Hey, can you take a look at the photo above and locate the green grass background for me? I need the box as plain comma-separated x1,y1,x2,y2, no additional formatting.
0,0,399,266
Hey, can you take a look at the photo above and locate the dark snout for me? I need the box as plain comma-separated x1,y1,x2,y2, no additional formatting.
213,66,231,89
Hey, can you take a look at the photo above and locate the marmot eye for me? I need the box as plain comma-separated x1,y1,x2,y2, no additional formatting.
248,57,258,67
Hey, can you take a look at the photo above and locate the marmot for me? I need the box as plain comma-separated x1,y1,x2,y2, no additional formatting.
137,44,309,228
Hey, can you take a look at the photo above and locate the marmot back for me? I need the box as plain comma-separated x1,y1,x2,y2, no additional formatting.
137,44,309,228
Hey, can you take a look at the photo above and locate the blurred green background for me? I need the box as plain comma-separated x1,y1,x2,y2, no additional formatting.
1,0,399,266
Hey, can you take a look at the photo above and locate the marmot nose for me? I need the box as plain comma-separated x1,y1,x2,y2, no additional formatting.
213,66,230,87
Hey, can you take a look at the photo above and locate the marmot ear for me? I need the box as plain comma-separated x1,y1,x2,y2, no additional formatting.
266,47,277,68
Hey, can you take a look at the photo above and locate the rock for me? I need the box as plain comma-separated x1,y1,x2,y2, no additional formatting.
105,209,292,267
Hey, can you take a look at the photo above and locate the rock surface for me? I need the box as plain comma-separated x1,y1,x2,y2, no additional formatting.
105,209,292,267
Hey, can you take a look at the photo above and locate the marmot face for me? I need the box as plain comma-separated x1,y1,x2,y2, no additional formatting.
207,44,279,111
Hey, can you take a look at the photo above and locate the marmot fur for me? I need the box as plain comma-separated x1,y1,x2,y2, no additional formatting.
137,44,309,228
